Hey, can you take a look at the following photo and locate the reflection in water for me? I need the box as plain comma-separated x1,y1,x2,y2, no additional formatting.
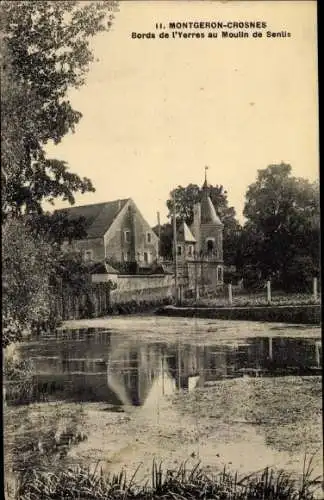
15,328,322,407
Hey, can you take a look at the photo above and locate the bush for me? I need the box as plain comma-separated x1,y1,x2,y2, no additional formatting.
2,218,54,346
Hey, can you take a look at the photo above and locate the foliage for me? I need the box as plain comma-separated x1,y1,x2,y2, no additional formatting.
1,0,118,216
165,184,241,264
241,164,320,291
1,1,118,345
4,402,86,496
54,251,92,293
153,223,173,260
2,216,95,346
15,460,322,499
167,184,239,229
2,217,54,345
24,210,88,247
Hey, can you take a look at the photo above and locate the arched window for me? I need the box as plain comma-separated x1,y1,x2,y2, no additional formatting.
217,266,223,282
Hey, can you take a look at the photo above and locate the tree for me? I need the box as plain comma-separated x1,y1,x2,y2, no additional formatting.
166,184,241,264
26,210,88,246
1,0,118,216
242,163,320,291
1,1,118,345
153,223,173,260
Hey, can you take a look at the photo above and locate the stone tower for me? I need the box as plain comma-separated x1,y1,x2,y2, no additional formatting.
190,173,224,283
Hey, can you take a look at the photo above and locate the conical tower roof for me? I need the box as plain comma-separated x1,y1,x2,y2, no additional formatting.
177,221,196,242
200,182,222,226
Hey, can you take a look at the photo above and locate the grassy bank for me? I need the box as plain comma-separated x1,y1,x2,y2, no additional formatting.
13,460,323,499
4,402,86,498
156,304,321,324
5,377,322,498
184,292,320,308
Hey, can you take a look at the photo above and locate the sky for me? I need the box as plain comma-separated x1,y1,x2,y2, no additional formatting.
45,1,319,226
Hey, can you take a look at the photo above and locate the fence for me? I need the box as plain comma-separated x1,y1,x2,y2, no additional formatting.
182,279,321,308
55,273,174,320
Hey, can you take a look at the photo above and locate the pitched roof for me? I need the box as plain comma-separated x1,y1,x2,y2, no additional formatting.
177,221,196,242
55,199,129,238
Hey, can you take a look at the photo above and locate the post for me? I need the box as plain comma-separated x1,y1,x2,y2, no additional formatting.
178,285,183,305
268,337,273,361
195,256,199,301
172,193,178,302
313,277,318,301
157,211,161,261
228,283,233,305
177,340,181,390
266,280,271,304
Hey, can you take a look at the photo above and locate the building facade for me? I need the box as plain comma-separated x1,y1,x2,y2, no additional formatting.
58,198,159,268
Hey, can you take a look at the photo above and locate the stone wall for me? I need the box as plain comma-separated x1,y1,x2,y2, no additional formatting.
156,304,321,325
110,274,174,304
186,260,224,291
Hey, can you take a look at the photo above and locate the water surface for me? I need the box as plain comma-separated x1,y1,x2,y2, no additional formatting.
18,316,321,405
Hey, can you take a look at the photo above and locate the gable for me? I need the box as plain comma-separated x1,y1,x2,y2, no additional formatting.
104,198,159,244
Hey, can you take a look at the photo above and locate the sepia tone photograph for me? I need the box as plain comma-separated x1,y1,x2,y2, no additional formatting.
1,1,321,498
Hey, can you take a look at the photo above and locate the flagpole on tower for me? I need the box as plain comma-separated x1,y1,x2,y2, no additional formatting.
204,165,209,184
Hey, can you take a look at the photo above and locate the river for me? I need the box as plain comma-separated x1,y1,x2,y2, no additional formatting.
4,316,323,491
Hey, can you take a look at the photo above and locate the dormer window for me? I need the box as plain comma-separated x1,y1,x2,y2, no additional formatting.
124,230,131,243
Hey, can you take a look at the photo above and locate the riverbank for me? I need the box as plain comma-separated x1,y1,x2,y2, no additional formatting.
156,304,321,324
4,376,322,498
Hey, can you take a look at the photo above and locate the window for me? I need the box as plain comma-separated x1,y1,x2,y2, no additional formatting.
146,232,151,243
124,230,131,243
126,251,131,262
206,239,214,253
177,245,182,256
217,267,223,282
144,252,151,263
188,245,193,256
84,250,93,262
